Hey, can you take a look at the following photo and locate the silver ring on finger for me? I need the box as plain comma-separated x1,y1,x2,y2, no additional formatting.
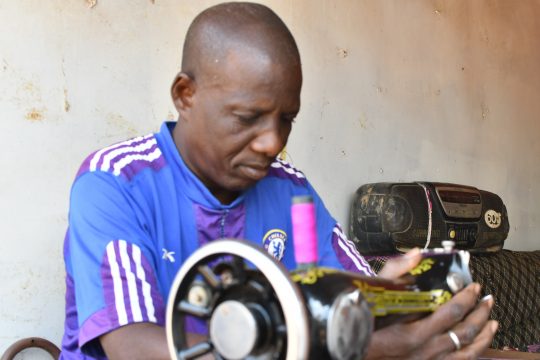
448,330,461,351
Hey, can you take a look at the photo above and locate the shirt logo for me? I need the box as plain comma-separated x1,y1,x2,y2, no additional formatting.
262,229,287,261
162,248,175,263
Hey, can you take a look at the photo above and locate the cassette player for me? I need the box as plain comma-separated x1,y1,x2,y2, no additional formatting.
349,182,509,254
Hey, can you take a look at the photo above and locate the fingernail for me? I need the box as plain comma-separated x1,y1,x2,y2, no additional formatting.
491,320,499,332
472,283,481,295
481,294,493,303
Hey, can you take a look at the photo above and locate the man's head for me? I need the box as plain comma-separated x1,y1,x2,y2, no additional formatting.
171,2,302,204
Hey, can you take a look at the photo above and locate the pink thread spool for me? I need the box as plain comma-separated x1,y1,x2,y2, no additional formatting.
291,195,318,267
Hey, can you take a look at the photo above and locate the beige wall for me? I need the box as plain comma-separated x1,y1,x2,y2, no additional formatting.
1,0,539,352
288,0,540,254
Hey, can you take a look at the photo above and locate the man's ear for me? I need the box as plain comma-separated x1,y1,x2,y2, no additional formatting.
171,72,195,114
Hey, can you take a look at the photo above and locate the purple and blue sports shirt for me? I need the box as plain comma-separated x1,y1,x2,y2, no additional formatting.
60,121,374,359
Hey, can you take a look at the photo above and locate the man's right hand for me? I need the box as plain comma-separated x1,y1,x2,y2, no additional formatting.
366,249,498,360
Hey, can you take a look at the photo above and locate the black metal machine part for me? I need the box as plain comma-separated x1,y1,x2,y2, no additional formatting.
169,262,287,359
166,240,473,360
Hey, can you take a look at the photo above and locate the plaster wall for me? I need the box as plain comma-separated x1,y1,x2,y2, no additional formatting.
0,0,538,353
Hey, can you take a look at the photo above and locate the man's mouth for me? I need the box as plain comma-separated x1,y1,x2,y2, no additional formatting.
239,163,270,181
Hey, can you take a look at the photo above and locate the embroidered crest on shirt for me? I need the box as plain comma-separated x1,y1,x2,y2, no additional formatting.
162,248,175,262
262,229,287,261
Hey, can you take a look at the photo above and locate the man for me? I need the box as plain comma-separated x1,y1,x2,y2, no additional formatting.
61,2,497,359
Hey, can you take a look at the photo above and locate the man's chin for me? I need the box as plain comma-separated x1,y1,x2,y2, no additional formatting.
211,169,269,201
227,178,260,192
225,174,266,193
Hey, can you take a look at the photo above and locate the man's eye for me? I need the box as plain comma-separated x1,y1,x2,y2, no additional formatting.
236,114,258,124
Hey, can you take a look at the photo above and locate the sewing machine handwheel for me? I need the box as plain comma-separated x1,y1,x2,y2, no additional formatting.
166,239,309,360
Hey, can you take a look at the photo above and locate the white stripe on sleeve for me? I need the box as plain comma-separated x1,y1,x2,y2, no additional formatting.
100,138,158,172
118,240,143,322
132,244,157,323
89,134,153,172
106,242,128,325
112,148,163,176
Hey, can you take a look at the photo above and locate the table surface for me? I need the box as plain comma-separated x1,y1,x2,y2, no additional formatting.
480,348,540,360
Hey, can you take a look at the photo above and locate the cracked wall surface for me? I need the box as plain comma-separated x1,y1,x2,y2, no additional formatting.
0,0,539,353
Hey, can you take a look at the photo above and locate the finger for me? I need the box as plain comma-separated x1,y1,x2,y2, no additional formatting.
378,248,421,278
410,283,481,341
446,320,499,360
451,295,495,347
421,295,495,358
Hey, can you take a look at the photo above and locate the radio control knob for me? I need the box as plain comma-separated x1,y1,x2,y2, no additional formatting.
442,240,455,252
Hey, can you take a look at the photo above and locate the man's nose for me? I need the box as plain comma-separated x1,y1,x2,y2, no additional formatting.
250,119,287,158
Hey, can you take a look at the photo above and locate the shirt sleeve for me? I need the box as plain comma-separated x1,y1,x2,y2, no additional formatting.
67,171,165,355
308,182,375,276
